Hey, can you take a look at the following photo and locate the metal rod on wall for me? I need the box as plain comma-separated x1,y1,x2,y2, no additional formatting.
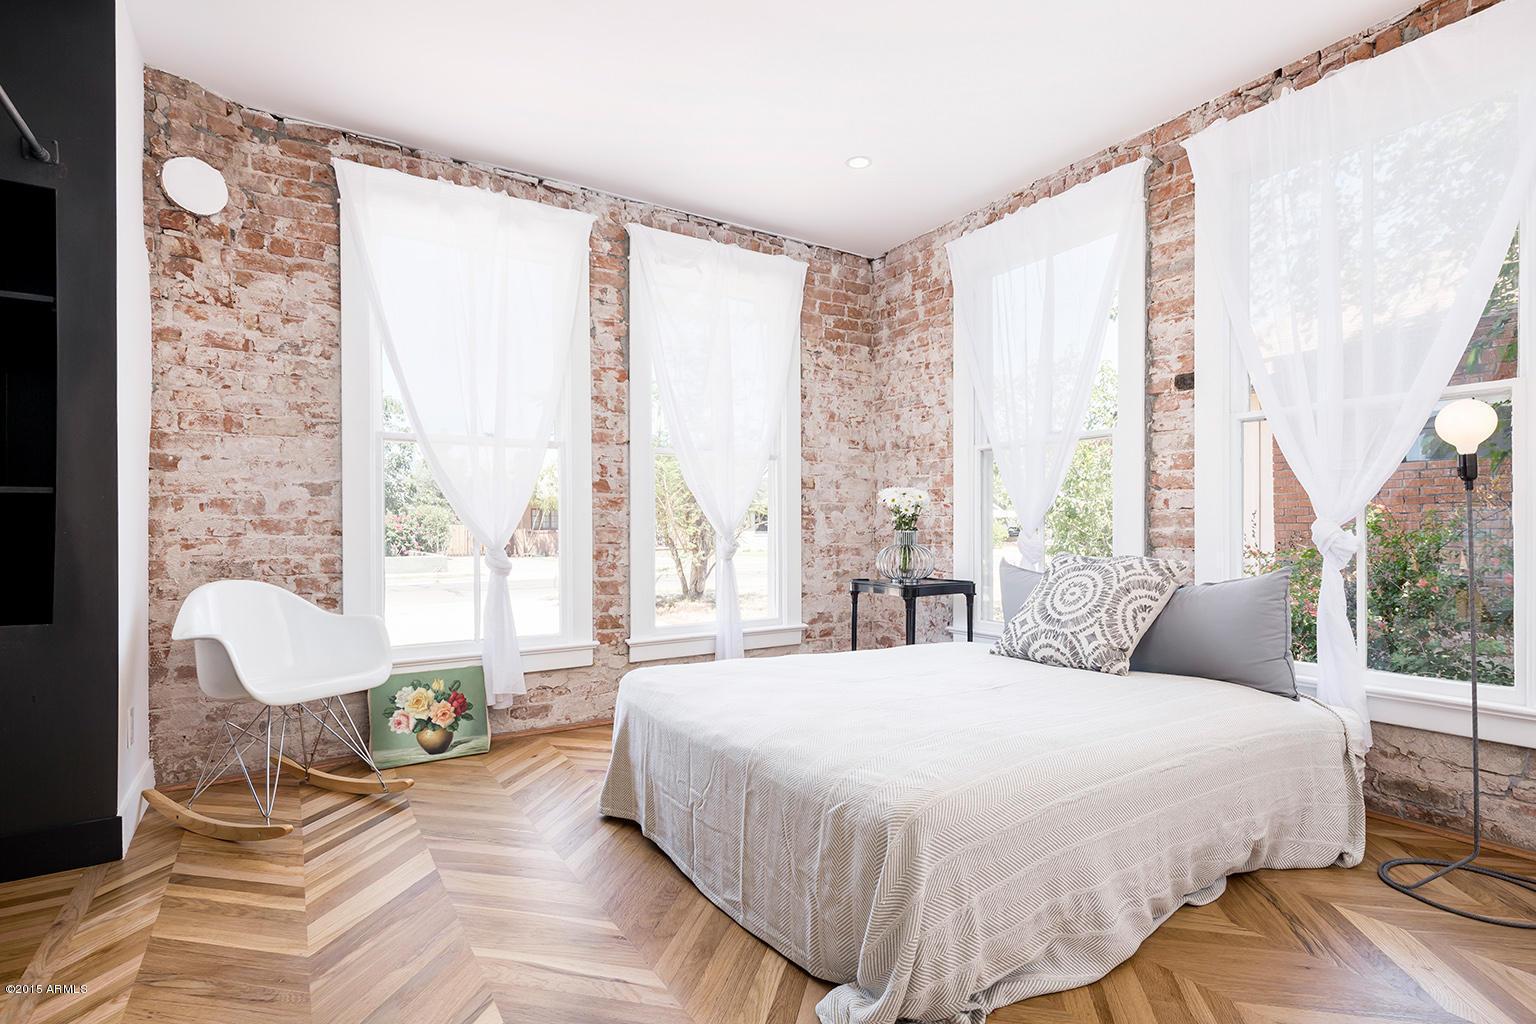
0,82,57,164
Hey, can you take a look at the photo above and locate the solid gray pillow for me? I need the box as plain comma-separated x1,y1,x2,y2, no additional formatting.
1129,569,1297,698
999,560,1042,623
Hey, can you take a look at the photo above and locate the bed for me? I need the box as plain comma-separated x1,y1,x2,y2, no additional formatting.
599,641,1367,1024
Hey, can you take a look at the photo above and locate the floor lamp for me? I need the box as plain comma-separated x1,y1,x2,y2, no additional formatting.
1378,397,1536,928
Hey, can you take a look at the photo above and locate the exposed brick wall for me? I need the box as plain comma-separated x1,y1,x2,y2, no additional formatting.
142,0,1535,850
1272,450,1514,553
143,69,877,784
1367,722,1535,847
864,0,1534,849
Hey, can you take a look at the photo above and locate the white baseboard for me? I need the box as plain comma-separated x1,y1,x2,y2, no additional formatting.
118,756,156,855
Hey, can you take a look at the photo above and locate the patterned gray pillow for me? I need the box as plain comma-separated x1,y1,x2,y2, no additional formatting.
993,554,1190,674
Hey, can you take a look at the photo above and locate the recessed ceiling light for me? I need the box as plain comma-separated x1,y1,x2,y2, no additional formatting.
845,155,872,169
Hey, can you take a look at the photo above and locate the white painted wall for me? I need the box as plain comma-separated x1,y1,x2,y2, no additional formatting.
116,0,153,853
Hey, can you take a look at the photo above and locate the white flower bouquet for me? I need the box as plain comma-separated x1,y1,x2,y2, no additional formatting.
878,487,931,532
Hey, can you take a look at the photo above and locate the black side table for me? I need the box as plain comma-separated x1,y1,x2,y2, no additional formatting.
849,578,976,649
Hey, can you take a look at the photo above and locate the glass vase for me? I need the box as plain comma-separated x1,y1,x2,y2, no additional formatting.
877,529,935,584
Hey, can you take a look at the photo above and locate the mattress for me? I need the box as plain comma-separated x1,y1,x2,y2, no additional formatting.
599,642,1366,1024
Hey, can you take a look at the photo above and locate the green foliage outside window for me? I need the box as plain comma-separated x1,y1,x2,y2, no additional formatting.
528,461,559,526
654,454,768,603
382,395,560,556
382,396,455,556
1044,436,1114,559
1246,503,1514,686
383,396,452,518
1244,235,1520,687
385,506,453,557
991,360,1117,558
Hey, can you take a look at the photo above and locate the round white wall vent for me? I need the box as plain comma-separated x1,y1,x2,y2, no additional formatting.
161,156,229,216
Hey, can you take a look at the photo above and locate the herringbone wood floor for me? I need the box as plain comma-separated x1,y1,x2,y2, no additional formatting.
3,724,1534,1024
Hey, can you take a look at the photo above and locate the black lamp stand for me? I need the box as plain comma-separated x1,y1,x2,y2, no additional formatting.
1377,451,1536,928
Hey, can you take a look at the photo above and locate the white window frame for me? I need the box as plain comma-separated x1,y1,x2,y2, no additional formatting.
339,248,596,674
951,234,1148,642
626,338,804,663
1194,198,1535,746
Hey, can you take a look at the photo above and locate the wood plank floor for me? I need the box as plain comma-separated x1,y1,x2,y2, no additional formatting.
3,724,1534,1024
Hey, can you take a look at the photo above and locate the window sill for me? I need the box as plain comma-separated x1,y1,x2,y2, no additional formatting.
627,623,807,664
1291,669,1536,748
1361,684,1536,747
391,639,597,674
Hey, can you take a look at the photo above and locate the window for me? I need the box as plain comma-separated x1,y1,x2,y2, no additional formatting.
628,348,802,661
1197,230,1535,744
955,298,1147,635
949,163,1149,637
340,279,595,673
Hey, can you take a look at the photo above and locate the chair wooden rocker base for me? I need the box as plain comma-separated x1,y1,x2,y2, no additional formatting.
143,697,414,843
146,580,415,843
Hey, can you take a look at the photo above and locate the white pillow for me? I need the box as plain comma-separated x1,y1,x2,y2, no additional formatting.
993,554,1189,674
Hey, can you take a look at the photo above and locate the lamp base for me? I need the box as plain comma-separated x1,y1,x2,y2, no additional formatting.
1376,444,1536,928
1378,856,1536,928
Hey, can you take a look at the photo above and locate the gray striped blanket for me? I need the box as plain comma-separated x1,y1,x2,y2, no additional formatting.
599,642,1366,1024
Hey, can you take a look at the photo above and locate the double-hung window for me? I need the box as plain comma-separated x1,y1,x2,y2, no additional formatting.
627,326,802,662
952,217,1147,638
339,223,594,674
1196,228,1533,744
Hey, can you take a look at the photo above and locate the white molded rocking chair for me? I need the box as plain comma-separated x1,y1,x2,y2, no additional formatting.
143,580,413,842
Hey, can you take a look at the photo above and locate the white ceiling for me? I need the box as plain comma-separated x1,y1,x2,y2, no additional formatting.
127,0,1411,257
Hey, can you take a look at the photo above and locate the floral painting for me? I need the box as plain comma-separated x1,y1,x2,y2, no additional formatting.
366,665,491,768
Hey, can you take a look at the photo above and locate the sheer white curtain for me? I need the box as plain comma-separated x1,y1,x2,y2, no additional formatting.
627,225,807,659
948,159,1148,568
1185,0,1536,741
334,160,594,705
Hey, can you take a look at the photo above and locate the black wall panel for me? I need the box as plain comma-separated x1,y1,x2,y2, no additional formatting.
0,0,121,878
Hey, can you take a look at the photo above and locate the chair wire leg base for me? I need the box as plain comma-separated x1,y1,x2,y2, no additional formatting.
185,703,288,823
164,695,400,842
179,691,394,832
293,697,391,792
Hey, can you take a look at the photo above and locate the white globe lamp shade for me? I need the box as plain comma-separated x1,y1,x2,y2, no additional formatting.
161,156,229,216
1434,398,1498,455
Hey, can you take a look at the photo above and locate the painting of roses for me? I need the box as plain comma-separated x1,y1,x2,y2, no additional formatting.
366,666,491,768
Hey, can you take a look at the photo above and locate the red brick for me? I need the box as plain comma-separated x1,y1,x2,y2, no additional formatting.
143,70,878,785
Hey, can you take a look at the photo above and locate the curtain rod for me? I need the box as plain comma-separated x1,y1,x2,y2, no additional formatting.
0,82,57,164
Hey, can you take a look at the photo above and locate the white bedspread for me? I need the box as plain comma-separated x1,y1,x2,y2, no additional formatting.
599,642,1366,1024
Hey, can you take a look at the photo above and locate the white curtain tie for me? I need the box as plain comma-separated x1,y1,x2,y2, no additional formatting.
1017,527,1046,570
1309,520,1359,570
718,535,740,562
485,548,513,577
